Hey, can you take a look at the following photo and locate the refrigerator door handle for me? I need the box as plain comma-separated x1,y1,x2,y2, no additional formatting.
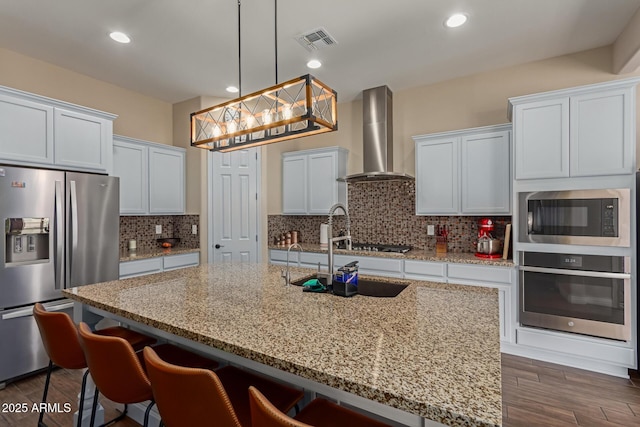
69,180,79,285
2,306,35,320
55,180,64,290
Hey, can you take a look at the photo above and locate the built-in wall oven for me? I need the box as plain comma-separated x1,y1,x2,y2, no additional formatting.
518,189,630,247
519,251,631,341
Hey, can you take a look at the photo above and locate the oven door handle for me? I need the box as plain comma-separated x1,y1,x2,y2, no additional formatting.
519,265,630,279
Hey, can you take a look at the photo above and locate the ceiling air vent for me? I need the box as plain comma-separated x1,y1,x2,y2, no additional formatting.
295,27,337,51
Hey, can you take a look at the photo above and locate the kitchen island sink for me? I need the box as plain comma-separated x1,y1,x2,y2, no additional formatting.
291,275,409,297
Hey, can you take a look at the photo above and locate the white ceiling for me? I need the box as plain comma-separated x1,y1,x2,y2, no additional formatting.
1,0,640,104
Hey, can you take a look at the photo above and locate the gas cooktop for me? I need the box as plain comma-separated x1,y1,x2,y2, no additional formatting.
350,242,412,253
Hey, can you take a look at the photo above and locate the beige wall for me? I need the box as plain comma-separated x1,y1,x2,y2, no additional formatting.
173,96,229,262
0,48,173,145
265,45,640,215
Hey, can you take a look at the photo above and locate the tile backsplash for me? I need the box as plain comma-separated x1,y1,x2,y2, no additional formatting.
269,180,511,253
120,215,199,252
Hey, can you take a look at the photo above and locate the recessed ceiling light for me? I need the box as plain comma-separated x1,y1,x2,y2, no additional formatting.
109,31,131,43
307,59,322,69
226,86,239,93
445,13,468,28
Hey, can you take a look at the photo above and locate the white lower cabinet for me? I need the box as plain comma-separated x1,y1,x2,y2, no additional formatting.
268,250,515,343
446,263,514,344
120,252,200,279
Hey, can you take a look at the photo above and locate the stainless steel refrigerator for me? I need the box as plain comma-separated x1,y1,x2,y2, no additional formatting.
0,166,119,385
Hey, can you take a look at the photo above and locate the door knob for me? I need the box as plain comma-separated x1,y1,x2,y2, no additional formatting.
215,244,224,249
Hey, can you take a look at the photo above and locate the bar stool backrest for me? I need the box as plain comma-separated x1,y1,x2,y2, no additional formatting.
248,386,312,427
143,346,243,427
77,322,152,404
33,303,86,370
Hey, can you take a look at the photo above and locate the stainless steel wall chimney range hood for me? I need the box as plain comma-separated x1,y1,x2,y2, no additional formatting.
340,85,414,183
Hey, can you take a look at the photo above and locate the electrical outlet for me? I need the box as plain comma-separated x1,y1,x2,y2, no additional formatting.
155,225,162,234
192,224,198,235
427,225,435,236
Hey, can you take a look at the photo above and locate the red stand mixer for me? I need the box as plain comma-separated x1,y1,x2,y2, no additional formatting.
475,218,503,259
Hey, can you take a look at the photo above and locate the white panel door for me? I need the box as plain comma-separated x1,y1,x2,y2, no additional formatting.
211,149,258,263
570,88,634,176
54,108,110,172
514,98,569,179
0,94,53,165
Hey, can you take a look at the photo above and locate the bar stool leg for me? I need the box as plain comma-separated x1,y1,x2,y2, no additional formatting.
38,360,54,427
142,401,156,427
75,370,89,427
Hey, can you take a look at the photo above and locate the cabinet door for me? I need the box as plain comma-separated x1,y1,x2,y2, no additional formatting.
570,88,634,176
415,137,459,214
282,155,307,214
113,140,148,215
308,151,338,214
149,147,185,214
514,98,569,179
54,108,111,172
461,130,511,214
0,94,53,165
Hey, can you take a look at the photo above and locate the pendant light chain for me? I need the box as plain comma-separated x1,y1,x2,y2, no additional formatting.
237,0,242,97
274,0,278,85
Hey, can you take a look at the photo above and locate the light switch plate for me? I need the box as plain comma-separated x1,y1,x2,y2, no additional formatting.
192,225,198,234
155,225,162,234
427,225,435,236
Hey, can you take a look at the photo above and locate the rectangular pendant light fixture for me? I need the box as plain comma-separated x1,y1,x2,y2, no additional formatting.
190,74,337,152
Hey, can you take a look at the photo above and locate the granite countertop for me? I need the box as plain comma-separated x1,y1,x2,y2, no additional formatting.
63,263,501,427
270,243,515,267
119,247,200,262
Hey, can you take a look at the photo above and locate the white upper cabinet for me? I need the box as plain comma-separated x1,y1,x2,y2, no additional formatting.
415,136,459,214
0,93,54,164
282,155,308,214
112,135,185,215
113,138,148,215
414,124,511,215
282,147,348,215
461,130,511,214
149,145,185,214
0,85,116,173
513,98,569,179
510,78,638,179
54,108,111,172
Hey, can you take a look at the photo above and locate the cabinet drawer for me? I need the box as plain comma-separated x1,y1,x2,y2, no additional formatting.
404,260,446,281
163,252,200,271
334,255,403,278
447,264,513,286
120,258,163,279
299,251,327,267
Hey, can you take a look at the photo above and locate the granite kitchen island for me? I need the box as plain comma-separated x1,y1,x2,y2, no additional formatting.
62,263,502,427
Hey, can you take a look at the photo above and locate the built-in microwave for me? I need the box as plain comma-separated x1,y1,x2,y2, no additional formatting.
518,189,630,247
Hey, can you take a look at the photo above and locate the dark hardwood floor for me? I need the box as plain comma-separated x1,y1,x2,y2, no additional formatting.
1,354,639,426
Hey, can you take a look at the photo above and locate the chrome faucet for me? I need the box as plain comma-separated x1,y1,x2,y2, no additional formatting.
317,203,352,286
281,243,303,286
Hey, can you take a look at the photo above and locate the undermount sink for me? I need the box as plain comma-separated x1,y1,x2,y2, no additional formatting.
290,275,408,298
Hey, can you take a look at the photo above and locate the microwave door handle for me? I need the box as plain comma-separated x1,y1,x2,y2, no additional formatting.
519,265,631,280
54,180,63,290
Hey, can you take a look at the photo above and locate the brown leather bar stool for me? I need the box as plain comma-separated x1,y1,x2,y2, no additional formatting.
33,302,157,427
78,322,218,427
143,346,304,427
249,385,392,427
